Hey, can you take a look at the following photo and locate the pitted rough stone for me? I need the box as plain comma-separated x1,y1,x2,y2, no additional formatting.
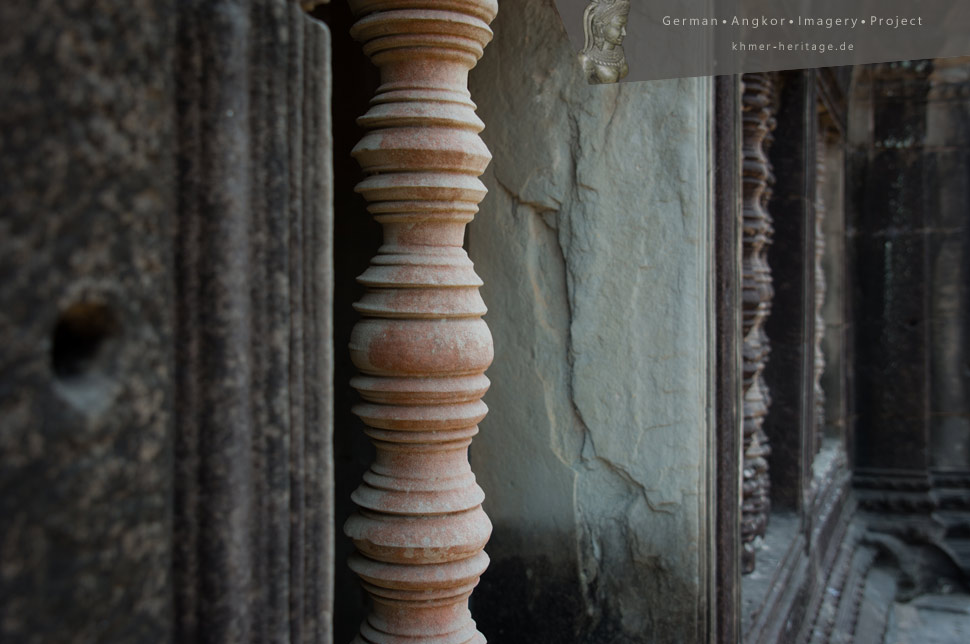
0,2,177,641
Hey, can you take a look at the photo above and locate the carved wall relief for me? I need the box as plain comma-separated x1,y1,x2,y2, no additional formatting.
578,0,630,84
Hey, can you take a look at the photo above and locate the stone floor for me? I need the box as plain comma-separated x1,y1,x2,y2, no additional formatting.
884,592,970,644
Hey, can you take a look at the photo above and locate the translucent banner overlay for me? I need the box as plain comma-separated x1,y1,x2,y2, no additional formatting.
556,0,970,82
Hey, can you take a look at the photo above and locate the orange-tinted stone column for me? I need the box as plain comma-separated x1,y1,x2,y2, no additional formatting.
344,1,498,642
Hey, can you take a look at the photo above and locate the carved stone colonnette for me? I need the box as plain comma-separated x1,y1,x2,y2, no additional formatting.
814,123,828,453
344,1,498,642
741,72,777,574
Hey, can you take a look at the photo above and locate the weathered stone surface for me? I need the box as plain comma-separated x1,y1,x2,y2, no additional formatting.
0,2,177,641
174,3,334,642
468,1,713,641
1,2,335,642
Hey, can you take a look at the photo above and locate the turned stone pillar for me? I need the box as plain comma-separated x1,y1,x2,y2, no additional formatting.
344,1,497,642
813,125,828,453
740,72,776,573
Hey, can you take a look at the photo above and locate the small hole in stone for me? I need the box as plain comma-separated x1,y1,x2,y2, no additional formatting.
52,301,119,379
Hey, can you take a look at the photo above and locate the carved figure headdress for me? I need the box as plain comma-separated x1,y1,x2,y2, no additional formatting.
581,0,632,54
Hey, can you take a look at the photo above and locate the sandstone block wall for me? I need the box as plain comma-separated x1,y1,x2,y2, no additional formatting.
469,2,715,641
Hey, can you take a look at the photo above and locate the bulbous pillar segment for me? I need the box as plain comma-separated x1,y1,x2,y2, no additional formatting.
345,2,498,642
740,72,776,574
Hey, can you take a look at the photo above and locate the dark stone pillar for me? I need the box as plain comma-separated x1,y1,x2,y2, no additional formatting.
174,2,333,642
303,2,381,639
925,60,970,476
0,2,334,642
848,62,935,511
0,2,178,641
